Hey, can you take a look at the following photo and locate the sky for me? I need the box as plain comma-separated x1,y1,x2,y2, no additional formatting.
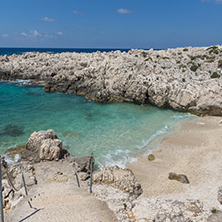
0,0,222,49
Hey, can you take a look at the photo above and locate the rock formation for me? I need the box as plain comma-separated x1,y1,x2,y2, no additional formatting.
93,165,142,197
168,172,190,184
22,129,68,162
0,46,222,115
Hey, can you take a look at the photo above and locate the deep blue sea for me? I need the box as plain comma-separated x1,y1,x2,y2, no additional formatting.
0,48,195,167
0,47,130,56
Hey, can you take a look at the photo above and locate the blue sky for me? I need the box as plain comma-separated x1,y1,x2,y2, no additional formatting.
0,0,222,49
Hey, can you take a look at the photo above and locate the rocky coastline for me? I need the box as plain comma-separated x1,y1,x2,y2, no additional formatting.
2,119,222,222
0,45,222,116
2,129,142,221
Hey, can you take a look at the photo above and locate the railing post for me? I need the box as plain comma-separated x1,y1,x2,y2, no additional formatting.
89,154,93,193
0,157,5,222
73,164,80,187
20,166,28,196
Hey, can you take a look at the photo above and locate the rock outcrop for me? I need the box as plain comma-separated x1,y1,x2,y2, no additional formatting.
22,129,68,162
168,172,190,184
0,46,222,115
93,165,142,197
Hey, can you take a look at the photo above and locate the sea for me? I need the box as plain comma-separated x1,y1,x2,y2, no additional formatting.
0,48,196,167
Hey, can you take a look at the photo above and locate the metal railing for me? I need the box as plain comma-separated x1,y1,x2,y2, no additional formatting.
0,153,95,222
0,156,29,222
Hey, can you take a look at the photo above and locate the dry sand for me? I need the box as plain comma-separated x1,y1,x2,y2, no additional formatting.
127,116,222,211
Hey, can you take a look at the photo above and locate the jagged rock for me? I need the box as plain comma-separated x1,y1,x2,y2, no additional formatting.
0,46,222,115
168,172,190,184
69,155,94,174
130,199,205,222
93,165,142,196
22,129,69,162
1,160,37,212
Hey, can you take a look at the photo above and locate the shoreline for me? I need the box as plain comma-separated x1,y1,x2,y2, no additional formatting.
127,116,222,212
1,45,222,116
2,115,222,221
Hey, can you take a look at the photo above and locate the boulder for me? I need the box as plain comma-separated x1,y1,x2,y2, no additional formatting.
22,129,68,162
168,172,190,184
93,165,142,196
71,155,94,173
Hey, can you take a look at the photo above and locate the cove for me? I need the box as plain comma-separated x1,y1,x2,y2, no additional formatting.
0,81,195,167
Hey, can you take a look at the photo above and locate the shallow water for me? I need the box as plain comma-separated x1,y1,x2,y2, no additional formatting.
0,81,195,167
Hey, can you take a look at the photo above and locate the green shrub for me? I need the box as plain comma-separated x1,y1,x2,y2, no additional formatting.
207,46,218,51
179,64,186,69
191,56,196,60
209,49,219,55
177,61,181,63
206,56,215,63
163,57,170,59
218,60,222,68
183,48,188,52
211,207,218,214
190,64,198,72
211,72,220,78
182,78,186,82
141,51,148,57
196,55,204,60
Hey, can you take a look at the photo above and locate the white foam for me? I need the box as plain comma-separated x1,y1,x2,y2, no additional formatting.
3,153,20,164
135,125,169,150
100,149,138,168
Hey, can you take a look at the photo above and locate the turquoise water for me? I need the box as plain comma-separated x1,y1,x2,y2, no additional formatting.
0,81,195,167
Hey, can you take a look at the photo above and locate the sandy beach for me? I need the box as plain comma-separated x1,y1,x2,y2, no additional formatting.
4,116,222,222
127,116,222,212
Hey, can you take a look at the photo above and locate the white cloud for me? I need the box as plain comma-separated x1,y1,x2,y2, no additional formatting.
44,34,54,38
56,32,63,35
31,30,41,37
41,17,56,22
20,32,27,36
73,10,83,15
117,8,133,14
2,34,8,38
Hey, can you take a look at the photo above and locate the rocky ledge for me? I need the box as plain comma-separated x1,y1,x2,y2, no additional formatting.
0,46,222,115
2,129,222,221
2,130,142,220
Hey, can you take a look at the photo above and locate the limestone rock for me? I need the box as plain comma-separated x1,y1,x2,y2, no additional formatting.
71,155,94,173
93,165,142,196
0,46,222,115
39,138,62,161
168,172,190,184
1,161,37,212
23,129,68,162
129,199,205,222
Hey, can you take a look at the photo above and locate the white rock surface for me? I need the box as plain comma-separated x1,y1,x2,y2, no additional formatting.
0,46,222,115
